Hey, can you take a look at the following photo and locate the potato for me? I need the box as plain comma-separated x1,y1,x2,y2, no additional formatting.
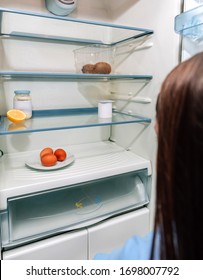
82,64,95,73
94,62,111,74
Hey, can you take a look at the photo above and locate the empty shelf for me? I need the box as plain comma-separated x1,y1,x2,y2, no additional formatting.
0,7,154,46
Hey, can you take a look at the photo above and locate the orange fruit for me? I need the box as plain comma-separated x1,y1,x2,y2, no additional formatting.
40,147,53,159
7,109,26,123
40,154,57,167
54,148,67,161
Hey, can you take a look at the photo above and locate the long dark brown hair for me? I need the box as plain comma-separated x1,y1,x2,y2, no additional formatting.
152,52,203,259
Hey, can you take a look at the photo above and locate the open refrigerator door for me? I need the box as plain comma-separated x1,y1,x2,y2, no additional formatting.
175,0,203,60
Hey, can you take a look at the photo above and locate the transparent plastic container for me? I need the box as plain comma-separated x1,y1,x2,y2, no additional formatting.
13,90,32,119
2,170,149,246
74,45,116,74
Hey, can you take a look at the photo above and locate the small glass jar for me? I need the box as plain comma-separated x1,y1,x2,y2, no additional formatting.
13,90,32,119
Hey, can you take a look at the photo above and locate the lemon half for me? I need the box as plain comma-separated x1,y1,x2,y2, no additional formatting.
7,109,26,123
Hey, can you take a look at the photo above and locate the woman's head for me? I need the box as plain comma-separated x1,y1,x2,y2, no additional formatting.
154,52,203,259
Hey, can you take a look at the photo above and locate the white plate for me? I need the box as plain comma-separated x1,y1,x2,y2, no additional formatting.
25,153,75,171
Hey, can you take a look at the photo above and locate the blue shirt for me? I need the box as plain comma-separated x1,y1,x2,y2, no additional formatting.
94,231,160,260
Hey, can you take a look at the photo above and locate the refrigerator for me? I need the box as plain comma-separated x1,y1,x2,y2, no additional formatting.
0,0,193,260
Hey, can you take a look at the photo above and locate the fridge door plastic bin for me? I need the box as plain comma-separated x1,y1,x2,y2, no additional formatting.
1,169,149,249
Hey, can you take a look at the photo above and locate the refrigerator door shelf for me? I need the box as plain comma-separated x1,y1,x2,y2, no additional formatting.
1,169,150,249
175,5,203,41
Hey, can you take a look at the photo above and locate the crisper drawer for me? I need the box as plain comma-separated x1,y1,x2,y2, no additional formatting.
1,169,150,249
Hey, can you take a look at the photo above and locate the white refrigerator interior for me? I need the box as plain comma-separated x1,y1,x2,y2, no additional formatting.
0,0,181,259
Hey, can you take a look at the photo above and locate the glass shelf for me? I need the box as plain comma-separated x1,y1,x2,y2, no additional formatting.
0,108,151,135
175,5,203,41
0,7,153,46
0,71,153,81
